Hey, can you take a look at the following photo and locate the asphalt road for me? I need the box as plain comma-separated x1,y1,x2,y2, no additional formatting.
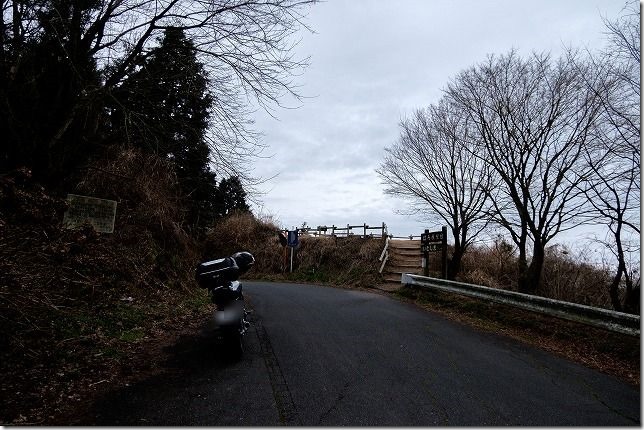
87,281,640,426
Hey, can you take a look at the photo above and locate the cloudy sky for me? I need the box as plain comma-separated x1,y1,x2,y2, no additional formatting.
249,0,629,243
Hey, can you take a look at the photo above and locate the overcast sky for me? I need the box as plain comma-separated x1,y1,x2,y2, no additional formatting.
249,0,630,246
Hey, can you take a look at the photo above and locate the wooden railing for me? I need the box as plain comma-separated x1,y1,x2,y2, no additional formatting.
287,222,388,238
388,235,422,240
379,236,391,273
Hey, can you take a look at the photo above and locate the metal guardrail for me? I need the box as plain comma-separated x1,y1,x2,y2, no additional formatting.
401,273,640,336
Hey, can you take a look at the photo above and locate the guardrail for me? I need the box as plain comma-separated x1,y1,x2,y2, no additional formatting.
401,273,640,336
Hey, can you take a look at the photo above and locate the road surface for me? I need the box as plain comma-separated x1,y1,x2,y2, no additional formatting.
87,281,640,425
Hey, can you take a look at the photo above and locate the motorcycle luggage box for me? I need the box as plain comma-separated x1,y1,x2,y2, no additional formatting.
196,257,239,288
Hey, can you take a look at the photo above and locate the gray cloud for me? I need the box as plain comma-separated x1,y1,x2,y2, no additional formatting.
250,0,625,237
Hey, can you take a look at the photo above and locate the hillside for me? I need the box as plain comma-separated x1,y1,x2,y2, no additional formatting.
0,153,213,424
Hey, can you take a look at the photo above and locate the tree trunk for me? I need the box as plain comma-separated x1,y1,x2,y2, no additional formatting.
516,229,529,293
623,280,640,315
447,246,464,280
609,221,638,314
609,266,625,313
521,241,545,295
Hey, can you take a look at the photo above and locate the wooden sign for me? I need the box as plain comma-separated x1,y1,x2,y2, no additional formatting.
421,226,448,278
421,230,444,244
62,194,117,233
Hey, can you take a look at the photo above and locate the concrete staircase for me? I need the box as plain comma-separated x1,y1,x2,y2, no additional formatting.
379,239,423,291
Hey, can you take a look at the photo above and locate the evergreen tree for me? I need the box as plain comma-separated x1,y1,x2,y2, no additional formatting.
215,176,250,218
111,28,253,232
111,27,220,231
112,27,212,161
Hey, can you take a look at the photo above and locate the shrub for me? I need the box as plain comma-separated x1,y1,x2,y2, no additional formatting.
459,237,518,290
202,212,284,274
292,236,383,287
459,239,617,310
540,245,613,309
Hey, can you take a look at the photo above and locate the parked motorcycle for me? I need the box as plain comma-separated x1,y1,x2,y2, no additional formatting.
195,251,255,357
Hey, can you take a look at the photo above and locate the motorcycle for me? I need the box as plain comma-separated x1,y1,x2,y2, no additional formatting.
195,251,255,357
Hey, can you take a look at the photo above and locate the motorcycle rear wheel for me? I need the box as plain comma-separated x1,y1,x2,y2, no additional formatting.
222,328,244,359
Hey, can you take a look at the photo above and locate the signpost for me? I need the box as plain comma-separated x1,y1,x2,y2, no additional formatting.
287,230,299,247
287,230,299,273
420,226,448,278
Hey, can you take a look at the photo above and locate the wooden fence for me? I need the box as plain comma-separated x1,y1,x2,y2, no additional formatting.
286,222,388,239
283,223,433,240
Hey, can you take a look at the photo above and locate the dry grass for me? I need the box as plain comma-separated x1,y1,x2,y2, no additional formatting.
76,147,189,248
203,212,284,273
459,240,619,310
288,235,383,287
459,239,518,290
540,245,613,308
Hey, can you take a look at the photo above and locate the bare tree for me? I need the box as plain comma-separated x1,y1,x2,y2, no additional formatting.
600,0,640,167
447,51,604,294
585,137,640,312
1,0,314,181
582,1,640,313
377,99,493,279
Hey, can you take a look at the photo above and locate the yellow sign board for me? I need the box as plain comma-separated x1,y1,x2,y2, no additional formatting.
62,194,117,233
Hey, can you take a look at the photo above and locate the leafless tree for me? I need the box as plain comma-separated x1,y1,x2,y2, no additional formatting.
582,1,640,313
377,99,493,279
446,51,605,294
601,1,640,166
2,0,314,181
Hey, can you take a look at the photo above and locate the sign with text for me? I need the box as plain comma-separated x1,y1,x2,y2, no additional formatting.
420,226,448,279
62,194,117,233
421,243,442,253
421,230,444,245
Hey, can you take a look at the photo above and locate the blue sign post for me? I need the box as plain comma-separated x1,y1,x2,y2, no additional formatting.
287,230,299,272
287,230,299,247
